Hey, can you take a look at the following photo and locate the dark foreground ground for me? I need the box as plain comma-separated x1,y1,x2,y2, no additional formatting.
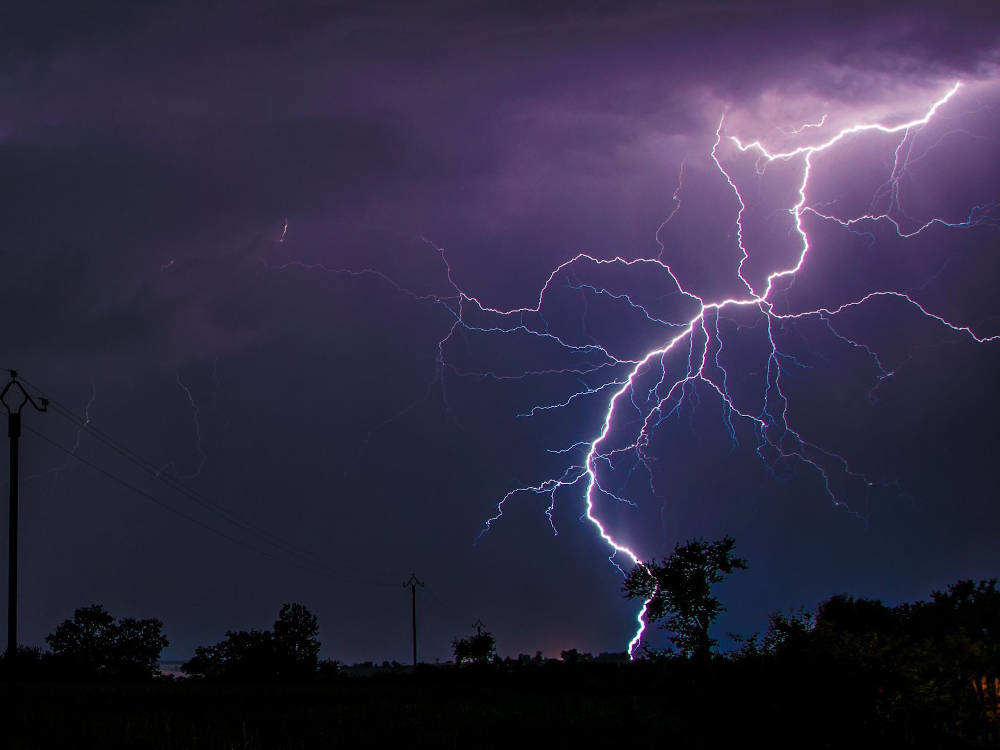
5,658,998,749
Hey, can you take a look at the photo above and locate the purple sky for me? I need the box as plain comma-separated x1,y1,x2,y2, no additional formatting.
2,1,1000,663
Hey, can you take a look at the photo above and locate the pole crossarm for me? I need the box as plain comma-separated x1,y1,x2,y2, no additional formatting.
0,370,49,421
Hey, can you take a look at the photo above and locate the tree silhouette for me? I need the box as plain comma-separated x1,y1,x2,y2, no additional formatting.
624,536,747,660
907,579,1000,722
273,603,321,678
182,603,321,681
46,604,168,679
452,630,496,665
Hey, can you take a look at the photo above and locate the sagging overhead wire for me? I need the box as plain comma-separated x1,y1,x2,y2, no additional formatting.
17,375,398,589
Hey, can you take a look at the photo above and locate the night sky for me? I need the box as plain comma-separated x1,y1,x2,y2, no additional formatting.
3,1,1000,665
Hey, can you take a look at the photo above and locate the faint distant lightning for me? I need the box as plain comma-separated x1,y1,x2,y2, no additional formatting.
159,372,208,480
69,382,96,455
655,160,686,260
155,360,230,482
784,113,828,134
26,381,96,488
279,218,289,243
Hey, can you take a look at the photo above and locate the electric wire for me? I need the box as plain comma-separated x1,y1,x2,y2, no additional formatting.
17,374,397,587
423,582,479,628
45,397,313,558
22,424,397,589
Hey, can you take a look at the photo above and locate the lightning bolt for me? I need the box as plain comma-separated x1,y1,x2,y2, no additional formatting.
265,80,997,658
462,80,996,657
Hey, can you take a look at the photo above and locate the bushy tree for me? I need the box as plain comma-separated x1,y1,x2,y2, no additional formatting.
182,603,321,681
273,602,321,674
624,536,747,660
906,579,1000,724
761,608,815,654
730,608,815,659
736,583,999,742
46,604,168,678
452,630,496,665
183,629,275,680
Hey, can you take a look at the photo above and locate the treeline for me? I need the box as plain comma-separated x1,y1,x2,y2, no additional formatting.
0,602,336,682
619,537,1000,745
2,538,998,745
2,604,167,680
725,579,1000,743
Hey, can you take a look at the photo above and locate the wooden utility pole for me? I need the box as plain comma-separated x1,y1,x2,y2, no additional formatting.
403,573,424,667
1,371,47,689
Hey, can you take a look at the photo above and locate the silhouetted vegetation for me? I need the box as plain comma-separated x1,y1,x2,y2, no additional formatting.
182,603,321,681
729,580,1000,744
43,604,168,679
452,627,497,665
624,535,747,660
0,604,167,682
4,550,1000,747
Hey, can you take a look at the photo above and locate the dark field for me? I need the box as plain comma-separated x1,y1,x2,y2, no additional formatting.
6,658,997,749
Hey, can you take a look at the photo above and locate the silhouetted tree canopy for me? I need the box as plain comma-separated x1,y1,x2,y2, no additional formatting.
45,604,168,679
452,629,496,665
273,603,321,672
725,580,1000,742
560,648,594,664
624,536,747,660
3,578,999,745
182,603,321,681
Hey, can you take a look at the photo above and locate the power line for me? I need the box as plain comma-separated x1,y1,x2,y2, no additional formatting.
15,372,484,663
24,425,396,588
423,582,477,625
17,375,397,588
44,399,319,563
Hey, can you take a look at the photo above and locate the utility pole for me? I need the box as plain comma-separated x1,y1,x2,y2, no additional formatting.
402,573,423,667
1,371,47,688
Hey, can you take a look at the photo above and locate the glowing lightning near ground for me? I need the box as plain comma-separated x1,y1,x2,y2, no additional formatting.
268,80,997,657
